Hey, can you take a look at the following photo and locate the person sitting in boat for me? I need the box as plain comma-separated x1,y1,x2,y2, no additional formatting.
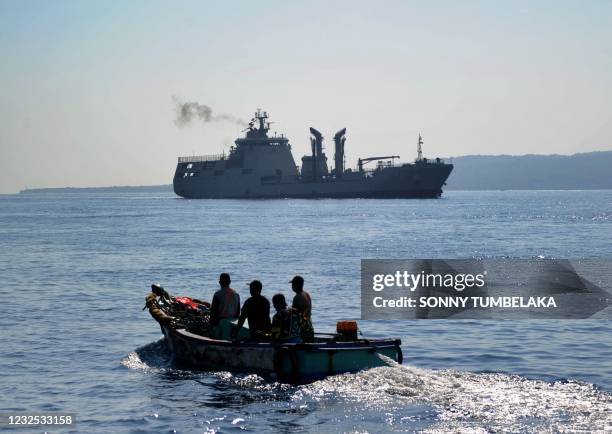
290,275,313,323
210,273,240,327
232,280,271,340
271,293,314,343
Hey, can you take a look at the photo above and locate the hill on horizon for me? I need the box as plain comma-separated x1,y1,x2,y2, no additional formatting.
17,150,612,193
444,150,612,190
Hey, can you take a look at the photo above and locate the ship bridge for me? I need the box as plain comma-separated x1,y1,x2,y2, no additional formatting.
234,109,290,147
174,109,300,187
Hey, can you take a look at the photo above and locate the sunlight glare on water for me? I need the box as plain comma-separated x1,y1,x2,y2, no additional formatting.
294,363,611,432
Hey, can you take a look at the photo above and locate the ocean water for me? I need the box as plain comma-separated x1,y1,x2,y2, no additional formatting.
1,190,611,433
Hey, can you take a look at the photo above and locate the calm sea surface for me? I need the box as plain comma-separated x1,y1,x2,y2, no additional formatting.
1,190,611,433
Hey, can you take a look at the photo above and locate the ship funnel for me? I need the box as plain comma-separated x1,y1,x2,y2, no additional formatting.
309,127,324,180
333,128,346,177
309,127,323,141
310,128,323,159
310,135,317,180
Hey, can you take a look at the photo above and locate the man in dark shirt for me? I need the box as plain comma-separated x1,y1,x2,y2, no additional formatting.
232,280,271,340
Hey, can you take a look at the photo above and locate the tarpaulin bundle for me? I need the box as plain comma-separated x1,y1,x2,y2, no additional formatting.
174,296,209,312
145,286,212,336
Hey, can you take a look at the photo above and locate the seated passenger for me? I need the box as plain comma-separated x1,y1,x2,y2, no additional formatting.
232,280,271,340
271,293,314,343
210,273,240,327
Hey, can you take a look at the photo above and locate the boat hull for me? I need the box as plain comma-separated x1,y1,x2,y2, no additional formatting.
162,326,402,384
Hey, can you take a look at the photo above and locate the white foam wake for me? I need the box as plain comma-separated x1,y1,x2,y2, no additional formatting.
293,361,612,432
121,339,172,373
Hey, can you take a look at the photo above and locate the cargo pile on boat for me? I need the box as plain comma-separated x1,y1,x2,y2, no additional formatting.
144,284,211,336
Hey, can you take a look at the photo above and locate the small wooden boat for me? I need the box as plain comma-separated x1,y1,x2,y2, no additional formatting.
145,287,403,385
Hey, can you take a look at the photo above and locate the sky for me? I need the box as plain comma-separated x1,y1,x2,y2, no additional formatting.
1,0,611,193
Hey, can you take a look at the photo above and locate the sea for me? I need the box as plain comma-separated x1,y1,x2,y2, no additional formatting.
1,190,611,433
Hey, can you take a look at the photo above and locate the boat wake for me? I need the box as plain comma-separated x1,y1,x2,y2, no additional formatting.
123,342,611,431
293,357,612,432
121,338,175,373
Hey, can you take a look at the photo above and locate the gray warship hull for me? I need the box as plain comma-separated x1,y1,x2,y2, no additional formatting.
173,110,453,199
174,162,452,199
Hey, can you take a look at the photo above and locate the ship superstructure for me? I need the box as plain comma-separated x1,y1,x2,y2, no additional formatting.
173,110,452,198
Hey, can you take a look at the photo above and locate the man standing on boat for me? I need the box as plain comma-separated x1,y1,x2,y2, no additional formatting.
232,280,272,340
290,275,311,319
210,273,240,327
290,275,314,341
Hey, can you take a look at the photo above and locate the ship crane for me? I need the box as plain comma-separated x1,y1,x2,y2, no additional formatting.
358,156,400,172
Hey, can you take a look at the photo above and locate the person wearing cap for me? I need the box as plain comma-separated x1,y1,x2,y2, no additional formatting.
210,273,240,327
290,275,312,320
232,280,271,340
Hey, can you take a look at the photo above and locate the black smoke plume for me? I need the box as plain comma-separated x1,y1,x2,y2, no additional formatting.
172,97,246,127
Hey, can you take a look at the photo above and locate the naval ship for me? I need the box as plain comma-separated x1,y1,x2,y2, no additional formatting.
173,110,453,199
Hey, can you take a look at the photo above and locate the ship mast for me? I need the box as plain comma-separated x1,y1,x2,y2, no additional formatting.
417,134,423,161
254,109,269,134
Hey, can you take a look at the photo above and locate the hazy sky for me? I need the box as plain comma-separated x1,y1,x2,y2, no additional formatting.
1,1,611,193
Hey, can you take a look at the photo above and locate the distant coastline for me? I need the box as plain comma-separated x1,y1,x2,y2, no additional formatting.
18,150,612,194
19,185,173,194
445,150,612,190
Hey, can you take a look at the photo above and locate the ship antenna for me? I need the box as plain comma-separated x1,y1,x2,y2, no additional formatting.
417,134,423,161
